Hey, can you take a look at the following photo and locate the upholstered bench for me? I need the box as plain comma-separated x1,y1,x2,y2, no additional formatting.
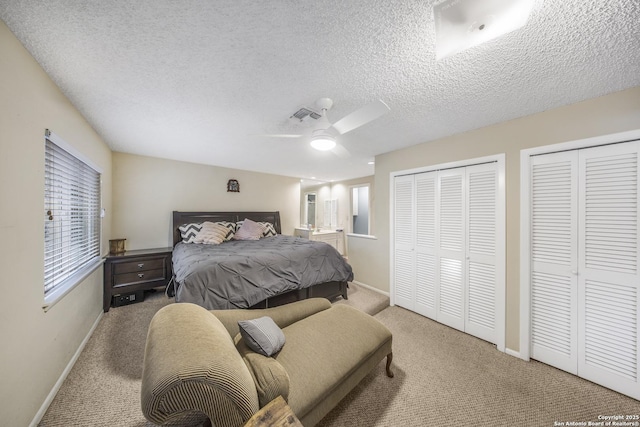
141,298,393,427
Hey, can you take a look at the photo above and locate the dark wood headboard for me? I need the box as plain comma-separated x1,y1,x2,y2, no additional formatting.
172,211,282,246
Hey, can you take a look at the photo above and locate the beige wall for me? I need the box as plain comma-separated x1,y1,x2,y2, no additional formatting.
0,21,112,426
370,86,640,352
112,152,301,250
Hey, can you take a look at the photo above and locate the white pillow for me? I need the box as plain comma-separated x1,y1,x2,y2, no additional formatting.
193,221,229,245
234,218,265,240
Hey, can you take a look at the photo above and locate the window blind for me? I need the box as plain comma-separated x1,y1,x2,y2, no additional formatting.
44,135,101,296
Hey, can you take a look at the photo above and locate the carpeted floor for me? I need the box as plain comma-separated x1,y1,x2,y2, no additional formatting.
319,306,640,426
39,284,640,426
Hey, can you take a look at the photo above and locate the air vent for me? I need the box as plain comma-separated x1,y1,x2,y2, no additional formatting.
290,107,321,122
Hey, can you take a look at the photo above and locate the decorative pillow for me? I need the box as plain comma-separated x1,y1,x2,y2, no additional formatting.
178,223,202,243
214,221,236,241
193,221,228,245
238,316,286,357
237,339,290,408
260,222,277,237
234,218,265,241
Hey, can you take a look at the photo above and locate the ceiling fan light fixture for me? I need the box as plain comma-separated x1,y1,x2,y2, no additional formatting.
433,0,535,60
310,135,336,151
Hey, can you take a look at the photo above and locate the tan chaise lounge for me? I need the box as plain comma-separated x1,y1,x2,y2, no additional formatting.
141,298,393,427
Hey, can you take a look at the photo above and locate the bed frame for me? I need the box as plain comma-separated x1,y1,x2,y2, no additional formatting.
171,211,348,308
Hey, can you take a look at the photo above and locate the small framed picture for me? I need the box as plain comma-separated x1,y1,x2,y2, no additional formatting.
227,179,240,192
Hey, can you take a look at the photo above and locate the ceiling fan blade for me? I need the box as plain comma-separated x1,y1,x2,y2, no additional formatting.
331,100,390,135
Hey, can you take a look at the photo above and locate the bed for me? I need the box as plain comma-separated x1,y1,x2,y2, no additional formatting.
171,211,352,310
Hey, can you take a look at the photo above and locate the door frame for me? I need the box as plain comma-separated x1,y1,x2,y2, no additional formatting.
519,129,640,361
389,153,506,352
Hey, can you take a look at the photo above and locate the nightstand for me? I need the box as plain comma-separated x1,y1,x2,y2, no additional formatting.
103,247,172,312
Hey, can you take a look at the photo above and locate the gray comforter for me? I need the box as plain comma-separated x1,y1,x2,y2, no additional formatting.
172,235,353,309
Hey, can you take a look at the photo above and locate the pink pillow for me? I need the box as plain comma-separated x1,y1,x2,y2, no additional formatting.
234,218,265,240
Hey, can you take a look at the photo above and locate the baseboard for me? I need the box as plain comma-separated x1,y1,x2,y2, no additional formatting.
351,280,390,297
505,347,527,360
30,310,104,427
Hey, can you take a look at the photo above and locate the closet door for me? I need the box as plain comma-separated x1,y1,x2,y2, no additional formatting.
415,171,438,318
530,151,579,374
437,168,466,331
394,175,415,310
577,142,640,398
465,163,498,344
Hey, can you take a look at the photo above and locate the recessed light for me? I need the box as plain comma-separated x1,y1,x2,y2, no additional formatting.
368,161,375,165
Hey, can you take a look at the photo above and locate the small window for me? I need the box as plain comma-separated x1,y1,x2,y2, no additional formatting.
304,192,316,228
351,185,370,235
44,130,102,309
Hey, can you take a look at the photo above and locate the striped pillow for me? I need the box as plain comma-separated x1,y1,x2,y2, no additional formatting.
193,222,228,245
178,223,202,243
215,221,237,241
260,222,277,237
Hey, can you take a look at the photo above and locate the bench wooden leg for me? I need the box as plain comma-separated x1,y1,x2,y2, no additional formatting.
385,352,394,378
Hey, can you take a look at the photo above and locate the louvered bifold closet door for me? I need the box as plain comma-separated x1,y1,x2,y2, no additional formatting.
530,151,579,374
437,168,466,331
577,141,640,399
465,163,498,344
394,175,416,310
415,171,438,319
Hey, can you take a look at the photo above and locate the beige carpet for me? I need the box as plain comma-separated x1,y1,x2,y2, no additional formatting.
39,284,640,426
319,307,640,426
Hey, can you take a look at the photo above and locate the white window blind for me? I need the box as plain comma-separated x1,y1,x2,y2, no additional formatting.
44,131,101,302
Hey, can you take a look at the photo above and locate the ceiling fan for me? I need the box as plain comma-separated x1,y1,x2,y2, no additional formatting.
259,98,390,155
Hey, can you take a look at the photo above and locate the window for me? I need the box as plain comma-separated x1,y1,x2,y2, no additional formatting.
44,130,102,309
350,184,370,235
304,192,316,228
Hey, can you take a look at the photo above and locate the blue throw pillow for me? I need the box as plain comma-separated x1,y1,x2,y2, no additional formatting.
238,316,286,357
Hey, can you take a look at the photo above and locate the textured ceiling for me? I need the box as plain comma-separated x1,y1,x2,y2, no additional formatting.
1,0,639,182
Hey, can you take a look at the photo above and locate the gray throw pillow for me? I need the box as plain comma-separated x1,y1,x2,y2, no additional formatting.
238,316,286,357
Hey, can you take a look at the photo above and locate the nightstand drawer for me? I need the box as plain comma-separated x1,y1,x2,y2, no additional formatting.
114,269,166,286
113,258,166,274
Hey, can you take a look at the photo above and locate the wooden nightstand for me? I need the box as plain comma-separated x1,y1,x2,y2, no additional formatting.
103,247,172,312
